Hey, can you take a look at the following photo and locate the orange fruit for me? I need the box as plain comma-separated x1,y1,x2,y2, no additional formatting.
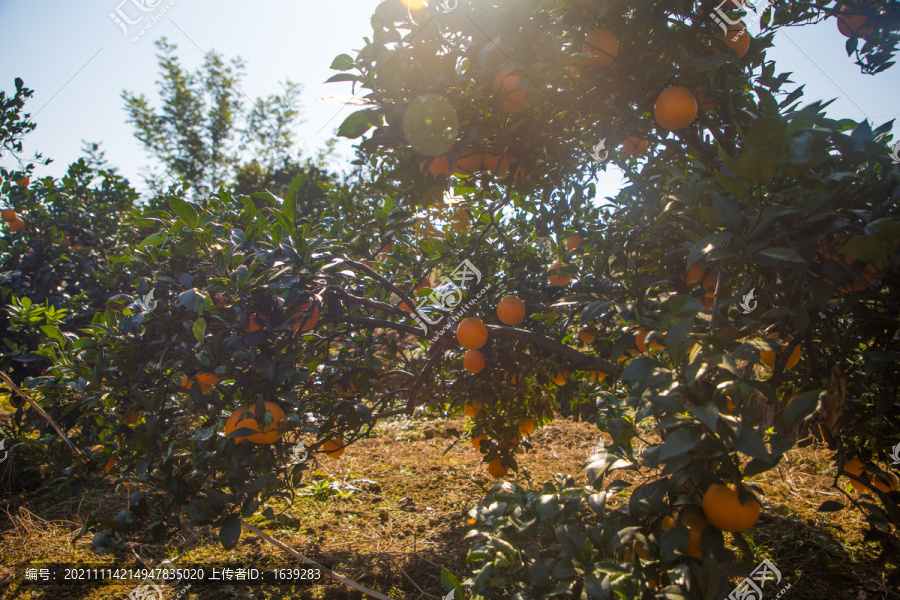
837,10,875,37
682,515,708,557
623,544,652,562
195,373,221,394
248,313,266,332
654,86,698,130
547,261,571,287
463,350,486,374
714,25,751,58
493,69,527,113
8,218,25,233
701,271,716,294
760,333,801,370
843,457,868,492
15,176,29,187
287,299,319,332
487,458,508,478
482,151,517,175
696,91,715,111
579,326,596,344
588,371,606,382
224,402,286,444
322,437,346,458
725,396,737,411
497,295,526,326
457,317,488,350
581,28,618,68
91,445,116,473
398,301,415,312
518,418,535,436
472,435,489,450
9,394,25,409
685,261,705,284
634,329,649,353
873,472,899,493
702,483,760,532
124,411,141,424
1,209,16,222
552,370,570,385
566,233,582,251
622,136,649,155
420,156,452,178
453,149,483,175
464,400,484,418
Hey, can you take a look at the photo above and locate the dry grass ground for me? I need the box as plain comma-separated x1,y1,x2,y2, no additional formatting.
0,412,897,600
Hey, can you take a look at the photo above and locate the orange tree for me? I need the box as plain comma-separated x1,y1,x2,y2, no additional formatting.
4,0,900,598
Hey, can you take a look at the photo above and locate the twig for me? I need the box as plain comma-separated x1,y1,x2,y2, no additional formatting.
241,520,396,600
0,371,79,454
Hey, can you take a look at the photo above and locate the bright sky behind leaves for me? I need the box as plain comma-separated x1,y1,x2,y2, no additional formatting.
0,0,897,199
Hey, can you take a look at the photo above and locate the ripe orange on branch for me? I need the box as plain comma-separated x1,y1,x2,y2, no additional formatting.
760,333,801,370
1,209,17,222
874,472,900,493
487,458,508,478
579,326,597,344
457,317,488,350
463,350,486,373
713,25,751,58
518,418,536,436
8,218,25,233
182,373,221,394
622,136,649,155
580,28,619,68
224,402,286,444
654,86,698,130
552,370,570,385
286,299,319,332
492,69,527,114
464,400,484,418
547,262,571,287
497,295,526,326
837,6,876,37
566,233,582,251
702,483,760,532
323,437,346,458
91,445,116,473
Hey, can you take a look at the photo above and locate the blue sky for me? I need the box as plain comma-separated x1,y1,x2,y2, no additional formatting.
0,0,896,198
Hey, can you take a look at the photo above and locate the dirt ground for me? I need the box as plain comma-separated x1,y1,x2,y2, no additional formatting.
0,414,897,600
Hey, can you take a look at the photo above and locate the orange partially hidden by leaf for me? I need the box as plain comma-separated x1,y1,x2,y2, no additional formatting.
837,10,875,37
654,86,698,130
622,136,649,155
518,418,535,436
547,261,571,287
873,472,899,493
225,402,286,444
463,349,486,374
457,317,488,350
588,371,606,382
287,299,319,332
420,156,452,178
91,444,116,473
9,394,26,409
760,333,800,370
492,69,527,113
580,28,619,68
323,437,346,458
843,456,868,492
713,25,751,58
8,218,25,233
497,295,526,326
16,176,29,188
464,400,484,418
552,370,570,386
702,483,760,532
195,373,221,394
248,313,266,332
566,233,582,251
685,261,705,285
579,327,596,344
487,458,508,478
453,149,483,175
471,435,489,450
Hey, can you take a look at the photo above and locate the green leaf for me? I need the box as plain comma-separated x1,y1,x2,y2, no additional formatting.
712,195,743,231
817,500,845,512
40,325,64,345
658,429,701,462
169,196,199,229
192,318,207,343
756,247,807,263
218,516,241,550
177,289,207,313
842,235,888,267
663,295,706,316
716,172,749,200
338,109,376,139
138,232,167,248
732,428,772,462
330,53,354,70
782,390,821,428
440,567,464,599
694,54,732,73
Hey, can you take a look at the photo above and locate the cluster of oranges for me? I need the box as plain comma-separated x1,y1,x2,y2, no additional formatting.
2,207,24,233
843,457,899,493
464,399,537,478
